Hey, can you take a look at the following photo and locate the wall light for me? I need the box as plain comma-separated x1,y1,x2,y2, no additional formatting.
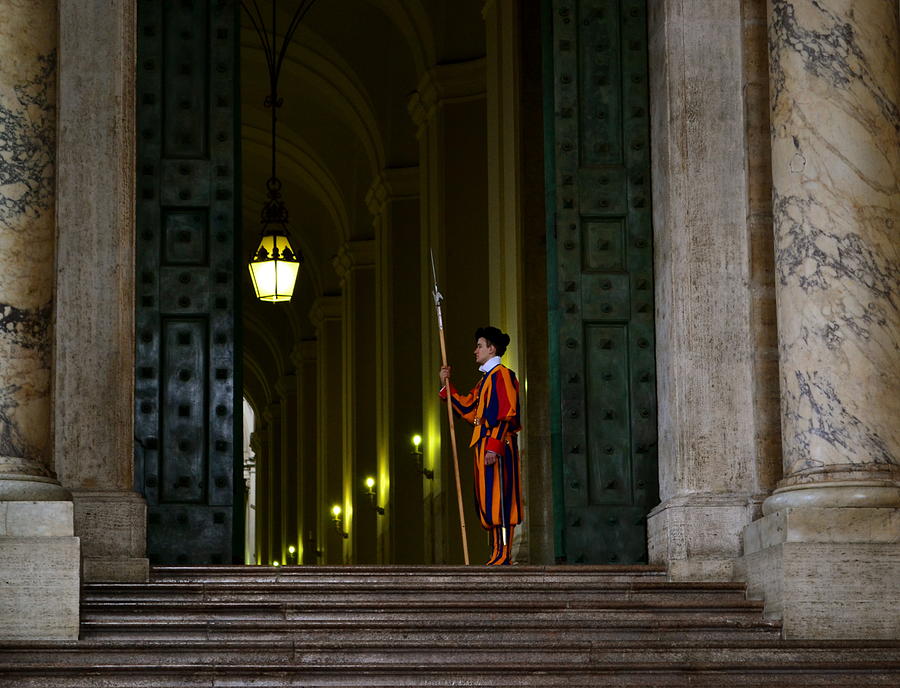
364,476,385,515
410,433,433,479
331,503,348,538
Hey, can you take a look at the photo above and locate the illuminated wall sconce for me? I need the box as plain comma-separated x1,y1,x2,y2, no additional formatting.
331,504,349,538
272,560,280,567
287,544,297,564
364,476,385,515
410,434,433,479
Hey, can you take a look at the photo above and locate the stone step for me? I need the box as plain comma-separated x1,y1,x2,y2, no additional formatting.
147,564,669,584
3,668,900,688
2,642,899,688
3,639,899,668
78,618,782,642
80,600,767,627
81,581,752,606
7,565,896,687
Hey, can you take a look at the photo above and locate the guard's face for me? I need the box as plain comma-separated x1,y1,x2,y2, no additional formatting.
474,337,496,366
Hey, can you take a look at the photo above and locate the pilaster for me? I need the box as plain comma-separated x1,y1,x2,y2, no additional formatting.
408,58,490,564
310,296,344,564
291,340,319,564
276,374,299,565
646,0,777,580
333,241,376,564
483,0,527,562
54,0,147,582
368,169,422,564
262,402,282,565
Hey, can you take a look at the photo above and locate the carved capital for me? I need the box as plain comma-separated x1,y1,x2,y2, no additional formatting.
332,240,376,285
408,58,486,134
366,167,420,218
276,374,297,400
290,339,318,368
308,296,342,331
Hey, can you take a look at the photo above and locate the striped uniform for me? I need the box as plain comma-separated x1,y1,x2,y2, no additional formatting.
441,364,522,565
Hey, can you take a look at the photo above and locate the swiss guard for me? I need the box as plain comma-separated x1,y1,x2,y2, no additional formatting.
440,326,522,565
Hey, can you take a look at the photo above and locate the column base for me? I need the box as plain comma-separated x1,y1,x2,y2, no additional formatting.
0,501,80,640
0,472,72,501
72,490,148,582
647,493,763,580
736,507,900,639
763,480,900,514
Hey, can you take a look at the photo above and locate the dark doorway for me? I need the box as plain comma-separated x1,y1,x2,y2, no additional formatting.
135,0,244,565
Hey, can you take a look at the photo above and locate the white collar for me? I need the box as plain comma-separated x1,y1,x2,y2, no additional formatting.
478,356,502,374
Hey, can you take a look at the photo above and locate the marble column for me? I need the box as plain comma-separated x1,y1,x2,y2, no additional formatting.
310,297,344,565
367,168,422,564
739,0,900,639
333,241,377,564
0,0,80,641
55,0,148,583
291,341,318,565
646,0,781,581
408,59,491,565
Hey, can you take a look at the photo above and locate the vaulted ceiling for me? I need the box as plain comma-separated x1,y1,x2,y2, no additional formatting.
240,0,486,367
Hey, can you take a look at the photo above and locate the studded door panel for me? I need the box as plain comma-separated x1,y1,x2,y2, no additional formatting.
549,0,658,563
135,0,241,565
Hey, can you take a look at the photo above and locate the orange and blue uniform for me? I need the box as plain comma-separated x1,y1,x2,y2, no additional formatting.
440,363,522,565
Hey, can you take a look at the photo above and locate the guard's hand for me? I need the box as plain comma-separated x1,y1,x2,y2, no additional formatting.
485,451,499,466
440,365,451,385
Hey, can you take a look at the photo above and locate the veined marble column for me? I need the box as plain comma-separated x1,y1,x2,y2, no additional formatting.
0,0,79,641
333,241,377,565
739,0,900,639
765,0,900,507
310,297,344,565
0,0,66,502
367,168,422,564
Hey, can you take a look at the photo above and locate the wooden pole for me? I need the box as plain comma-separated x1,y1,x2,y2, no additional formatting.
437,320,470,565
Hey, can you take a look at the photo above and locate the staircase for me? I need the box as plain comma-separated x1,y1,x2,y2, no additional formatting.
2,565,899,686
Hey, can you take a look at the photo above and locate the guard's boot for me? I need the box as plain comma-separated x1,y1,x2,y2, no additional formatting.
485,527,502,565
488,525,515,566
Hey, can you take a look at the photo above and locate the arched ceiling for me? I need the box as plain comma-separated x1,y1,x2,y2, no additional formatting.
241,0,485,382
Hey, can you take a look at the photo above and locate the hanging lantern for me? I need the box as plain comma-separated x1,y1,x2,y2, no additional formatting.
247,233,300,302
243,0,316,303
247,179,302,302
